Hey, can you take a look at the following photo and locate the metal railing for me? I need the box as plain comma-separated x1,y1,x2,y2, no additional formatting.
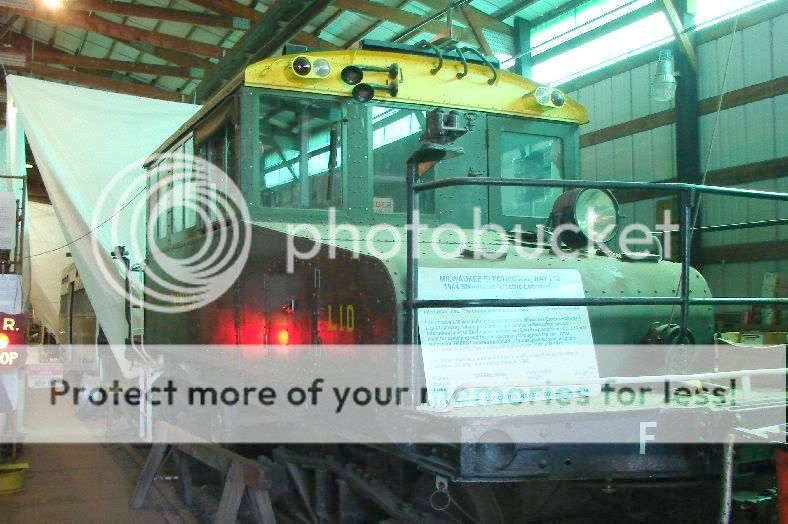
404,173,788,345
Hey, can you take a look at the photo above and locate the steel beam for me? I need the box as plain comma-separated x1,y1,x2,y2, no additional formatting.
661,0,698,71
6,62,183,101
4,31,201,78
195,0,335,103
672,0,701,267
65,0,249,30
494,0,539,22
513,16,531,77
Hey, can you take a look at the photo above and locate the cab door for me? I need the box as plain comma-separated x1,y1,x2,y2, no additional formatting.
487,116,580,232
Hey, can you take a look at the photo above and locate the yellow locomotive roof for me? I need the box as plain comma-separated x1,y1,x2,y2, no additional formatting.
244,49,588,125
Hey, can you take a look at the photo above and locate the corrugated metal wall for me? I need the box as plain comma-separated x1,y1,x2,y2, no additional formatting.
565,11,787,306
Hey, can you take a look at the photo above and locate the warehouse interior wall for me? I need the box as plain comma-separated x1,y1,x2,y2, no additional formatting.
564,10,787,311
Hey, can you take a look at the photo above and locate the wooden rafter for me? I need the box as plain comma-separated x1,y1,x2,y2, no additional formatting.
331,0,480,45
5,62,182,101
461,5,492,56
65,0,249,30
125,41,212,69
0,14,19,39
196,0,334,102
343,0,412,48
311,8,344,38
0,6,225,58
493,0,539,21
3,31,200,78
417,0,512,35
183,0,261,21
660,0,698,71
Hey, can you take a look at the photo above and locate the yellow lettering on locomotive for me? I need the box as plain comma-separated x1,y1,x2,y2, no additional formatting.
2,318,15,331
326,305,355,332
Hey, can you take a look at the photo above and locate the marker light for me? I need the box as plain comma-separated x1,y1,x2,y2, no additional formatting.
0,333,9,350
313,58,331,78
292,56,312,76
551,188,620,248
276,329,289,346
531,86,566,108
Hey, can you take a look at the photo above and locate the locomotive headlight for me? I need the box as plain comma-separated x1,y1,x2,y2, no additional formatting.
551,188,620,248
313,58,331,78
292,56,312,76
534,86,551,106
291,56,333,79
530,86,566,108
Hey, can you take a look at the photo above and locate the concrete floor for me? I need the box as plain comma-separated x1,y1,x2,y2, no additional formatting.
0,444,170,524
0,387,185,523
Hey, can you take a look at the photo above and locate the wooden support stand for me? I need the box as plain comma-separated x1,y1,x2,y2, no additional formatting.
130,424,277,524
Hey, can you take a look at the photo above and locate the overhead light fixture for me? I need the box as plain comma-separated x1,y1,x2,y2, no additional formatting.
652,49,677,102
41,0,64,8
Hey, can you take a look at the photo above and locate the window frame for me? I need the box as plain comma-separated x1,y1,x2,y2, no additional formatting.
487,116,581,232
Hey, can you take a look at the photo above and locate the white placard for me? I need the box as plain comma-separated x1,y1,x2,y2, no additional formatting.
27,364,64,389
0,274,22,314
372,197,394,214
0,191,17,250
417,267,600,407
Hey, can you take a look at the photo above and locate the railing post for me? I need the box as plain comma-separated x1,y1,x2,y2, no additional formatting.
679,188,696,342
404,159,419,346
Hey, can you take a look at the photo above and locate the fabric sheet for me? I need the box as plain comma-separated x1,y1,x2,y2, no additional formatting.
6,76,199,377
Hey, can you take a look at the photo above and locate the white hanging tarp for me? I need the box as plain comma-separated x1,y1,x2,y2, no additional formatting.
27,202,69,335
7,76,199,377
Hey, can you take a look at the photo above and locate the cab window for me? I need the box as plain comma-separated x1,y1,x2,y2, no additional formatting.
258,97,343,209
370,106,434,214
500,133,563,219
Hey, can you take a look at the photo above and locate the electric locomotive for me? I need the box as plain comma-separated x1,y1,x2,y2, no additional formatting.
136,41,786,522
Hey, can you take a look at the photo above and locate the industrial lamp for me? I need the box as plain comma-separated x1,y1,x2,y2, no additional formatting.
652,49,677,102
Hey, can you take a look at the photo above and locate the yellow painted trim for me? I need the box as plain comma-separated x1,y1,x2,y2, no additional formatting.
245,50,589,125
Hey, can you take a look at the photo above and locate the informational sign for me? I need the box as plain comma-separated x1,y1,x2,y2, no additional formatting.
0,191,16,250
0,274,22,314
27,364,64,389
372,197,394,214
417,267,600,407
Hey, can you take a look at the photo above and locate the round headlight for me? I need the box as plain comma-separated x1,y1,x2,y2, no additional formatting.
313,58,331,78
292,56,311,76
534,86,551,106
551,188,619,248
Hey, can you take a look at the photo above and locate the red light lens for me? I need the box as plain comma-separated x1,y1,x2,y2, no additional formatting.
292,57,311,76
0,333,9,350
276,329,289,345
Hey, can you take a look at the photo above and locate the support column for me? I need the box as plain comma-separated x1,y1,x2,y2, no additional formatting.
513,17,532,78
671,0,701,267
